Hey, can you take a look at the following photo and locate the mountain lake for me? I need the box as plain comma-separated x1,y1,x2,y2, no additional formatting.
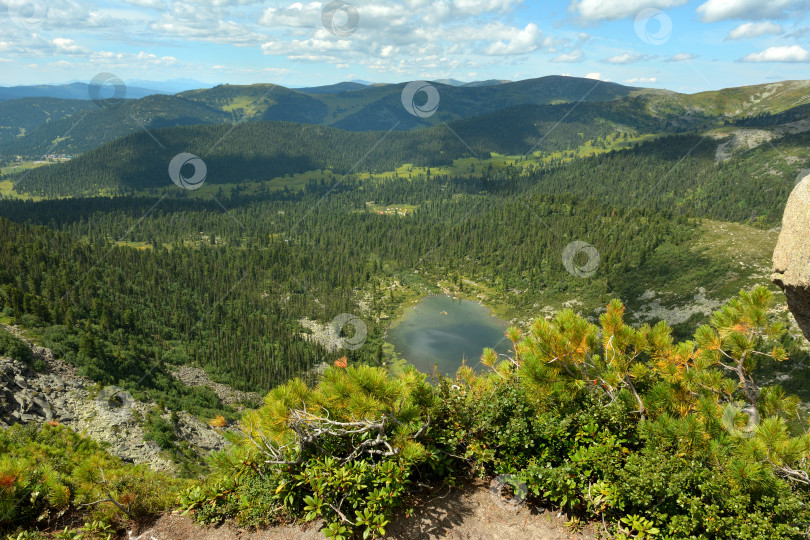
386,294,511,377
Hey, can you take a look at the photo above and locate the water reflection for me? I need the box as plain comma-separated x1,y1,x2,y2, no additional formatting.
387,295,510,376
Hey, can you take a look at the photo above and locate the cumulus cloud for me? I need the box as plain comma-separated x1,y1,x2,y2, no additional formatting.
0,33,91,57
625,76,657,83
483,23,545,55
52,37,89,54
259,2,321,27
0,0,558,81
259,14,557,69
696,0,807,22
741,45,810,62
451,0,522,16
668,53,695,61
569,0,688,21
726,21,783,39
605,53,650,64
585,72,602,79
151,3,266,46
122,0,167,10
551,50,583,62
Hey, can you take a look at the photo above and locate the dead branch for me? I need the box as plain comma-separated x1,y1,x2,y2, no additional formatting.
239,407,430,466
78,468,133,519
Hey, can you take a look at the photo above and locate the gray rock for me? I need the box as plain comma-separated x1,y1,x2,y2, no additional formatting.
773,173,810,341
1,326,229,474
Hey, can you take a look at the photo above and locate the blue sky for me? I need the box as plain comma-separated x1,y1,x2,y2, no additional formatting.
1,0,809,92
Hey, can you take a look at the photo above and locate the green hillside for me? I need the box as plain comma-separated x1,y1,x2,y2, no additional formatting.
0,98,96,145
0,76,649,159
3,77,809,164
3,76,810,540
0,94,229,157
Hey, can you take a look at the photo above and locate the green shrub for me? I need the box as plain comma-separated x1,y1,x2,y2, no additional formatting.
143,410,177,451
0,423,186,532
0,328,33,366
181,365,432,538
180,288,810,539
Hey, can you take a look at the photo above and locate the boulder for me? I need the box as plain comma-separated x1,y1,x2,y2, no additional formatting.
772,173,810,340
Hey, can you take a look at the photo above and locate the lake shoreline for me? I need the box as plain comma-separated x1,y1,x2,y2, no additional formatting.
384,293,510,378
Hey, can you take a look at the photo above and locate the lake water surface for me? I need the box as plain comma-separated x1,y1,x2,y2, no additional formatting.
387,295,510,376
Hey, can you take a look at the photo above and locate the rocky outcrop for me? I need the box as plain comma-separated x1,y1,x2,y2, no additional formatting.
772,173,810,341
0,325,227,473
171,365,261,408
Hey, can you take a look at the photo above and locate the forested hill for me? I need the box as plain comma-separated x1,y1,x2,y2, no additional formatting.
3,77,809,161
177,75,646,130
0,98,97,146
10,120,480,196
0,94,229,157
0,75,650,159
11,114,810,223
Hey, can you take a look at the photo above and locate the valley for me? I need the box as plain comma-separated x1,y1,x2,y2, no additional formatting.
1,74,810,539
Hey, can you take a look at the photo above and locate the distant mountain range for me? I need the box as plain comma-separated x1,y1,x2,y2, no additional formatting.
0,75,648,156
0,78,507,102
0,78,218,101
1,76,809,163
0,82,167,102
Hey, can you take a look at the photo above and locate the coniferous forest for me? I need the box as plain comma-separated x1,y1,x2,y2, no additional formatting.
1,76,810,539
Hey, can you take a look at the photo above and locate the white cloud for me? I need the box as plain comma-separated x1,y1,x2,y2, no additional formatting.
259,17,557,69
122,0,167,9
0,33,90,57
696,0,806,22
726,21,783,39
668,53,695,61
259,2,321,27
52,37,89,54
741,45,810,62
483,23,545,55
625,76,657,83
585,72,602,79
605,53,649,64
551,50,583,62
150,3,266,46
0,0,558,81
451,0,522,16
570,0,688,21
91,50,178,66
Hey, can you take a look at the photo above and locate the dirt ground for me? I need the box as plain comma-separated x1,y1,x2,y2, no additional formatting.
126,480,596,540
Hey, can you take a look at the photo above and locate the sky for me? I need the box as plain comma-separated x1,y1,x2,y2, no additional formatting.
0,0,809,92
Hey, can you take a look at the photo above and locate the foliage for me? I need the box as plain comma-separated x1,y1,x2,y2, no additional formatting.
0,423,186,533
181,365,432,538
0,177,697,415
176,289,810,538
0,328,33,367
